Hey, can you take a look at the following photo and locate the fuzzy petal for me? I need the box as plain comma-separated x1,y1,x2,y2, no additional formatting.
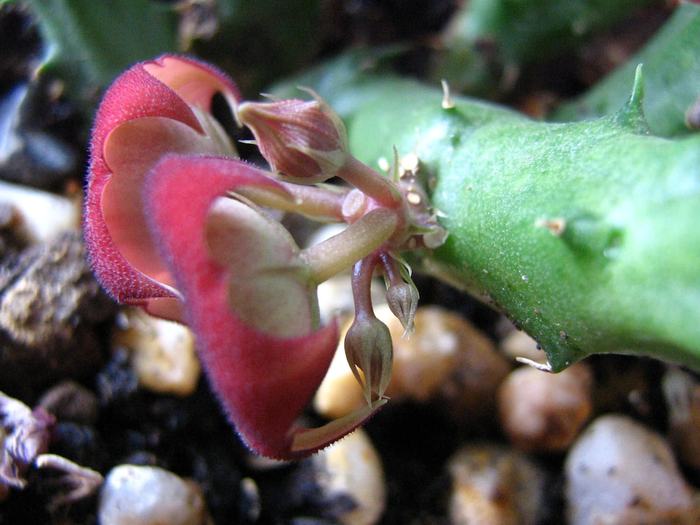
206,197,317,338
143,55,240,112
145,155,384,458
102,118,224,292
84,55,239,320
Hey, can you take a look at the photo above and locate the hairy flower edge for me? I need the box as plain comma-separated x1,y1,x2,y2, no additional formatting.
84,54,240,321
144,154,385,458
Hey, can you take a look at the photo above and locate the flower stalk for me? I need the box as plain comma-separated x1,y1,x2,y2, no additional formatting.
345,253,393,405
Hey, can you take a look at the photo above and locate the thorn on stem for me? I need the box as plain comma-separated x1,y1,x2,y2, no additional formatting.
535,217,566,236
441,79,455,109
516,356,553,372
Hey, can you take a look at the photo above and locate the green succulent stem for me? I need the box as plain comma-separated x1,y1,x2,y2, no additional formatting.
432,0,656,96
301,208,398,284
236,182,348,222
275,51,700,372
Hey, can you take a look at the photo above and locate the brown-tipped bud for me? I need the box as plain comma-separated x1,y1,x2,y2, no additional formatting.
386,281,419,334
237,97,349,184
344,314,393,405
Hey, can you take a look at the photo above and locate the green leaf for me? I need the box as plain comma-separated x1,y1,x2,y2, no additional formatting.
553,3,700,136
24,0,179,103
432,0,657,96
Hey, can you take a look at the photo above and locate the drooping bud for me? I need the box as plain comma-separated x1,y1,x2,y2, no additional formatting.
236,96,349,184
344,314,394,405
386,280,419,334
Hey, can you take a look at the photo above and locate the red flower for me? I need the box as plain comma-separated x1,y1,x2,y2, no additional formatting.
85,55,240,321
84,55,385,459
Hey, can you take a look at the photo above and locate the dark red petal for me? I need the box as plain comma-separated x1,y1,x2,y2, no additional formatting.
101,117,224,298
84,55,239,319
145,155,381,458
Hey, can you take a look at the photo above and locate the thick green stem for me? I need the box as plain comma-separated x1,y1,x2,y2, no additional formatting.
275,50,700,372
301,208,398,283
236,182,347,222
432,0,656,96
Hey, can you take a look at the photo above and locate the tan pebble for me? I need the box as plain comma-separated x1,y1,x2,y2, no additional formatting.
387,305,463,401
499,329,545,364
566,414,699,525
316,274,387,325
498,363,592,453
448,444,545,525
663,367,700,469
312,429,385,525
314,306,510,419
0,180,80,244
99,465,209,525
389,306,509,411
114,308,200,396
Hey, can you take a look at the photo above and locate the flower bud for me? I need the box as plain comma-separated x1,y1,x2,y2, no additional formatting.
237,97,349,184
344,314,394,405
386,281,419,334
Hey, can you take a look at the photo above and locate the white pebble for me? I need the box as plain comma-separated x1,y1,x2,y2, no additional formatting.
114,308,200,396
312,429,386,525
565,414,698,525
0,180,79,244
499,329,545,364
99,465,208,525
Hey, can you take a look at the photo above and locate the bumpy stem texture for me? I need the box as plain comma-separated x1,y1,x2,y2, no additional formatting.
274,50,700,372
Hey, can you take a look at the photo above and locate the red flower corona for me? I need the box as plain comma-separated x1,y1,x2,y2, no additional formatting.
85,55,445,458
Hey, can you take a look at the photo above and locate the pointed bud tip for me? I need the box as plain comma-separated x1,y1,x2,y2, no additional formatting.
237,98,348,184
386,281,419,334
344,315,393,405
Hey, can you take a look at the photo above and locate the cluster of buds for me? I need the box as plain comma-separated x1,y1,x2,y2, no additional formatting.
84,55,446,459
